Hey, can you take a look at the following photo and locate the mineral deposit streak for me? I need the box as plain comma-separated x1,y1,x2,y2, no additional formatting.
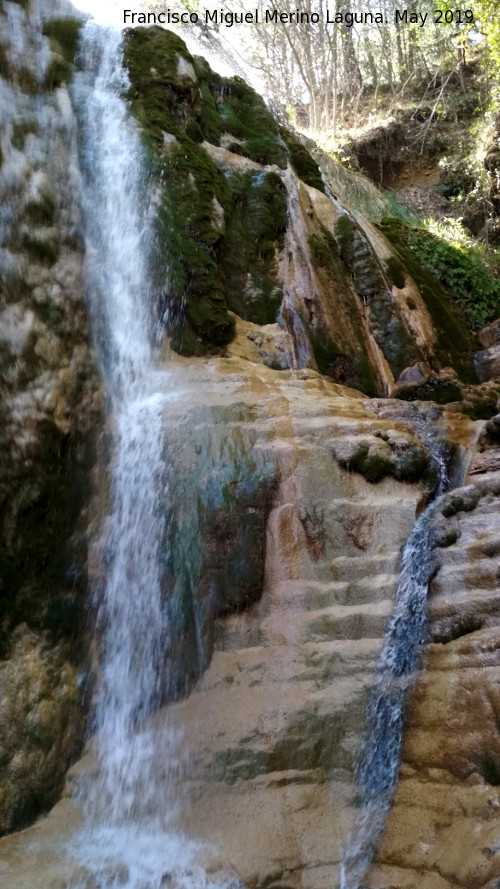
340,423,450,889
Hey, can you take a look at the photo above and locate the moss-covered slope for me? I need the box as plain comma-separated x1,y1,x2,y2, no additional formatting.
123,26,322,355
123,26,485,396
378,217,478,384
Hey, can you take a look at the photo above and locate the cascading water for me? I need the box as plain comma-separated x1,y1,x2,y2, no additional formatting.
69,22,239,889
340,422,450,889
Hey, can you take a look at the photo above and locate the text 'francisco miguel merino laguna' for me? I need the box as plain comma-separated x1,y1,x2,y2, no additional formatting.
123,8,475,28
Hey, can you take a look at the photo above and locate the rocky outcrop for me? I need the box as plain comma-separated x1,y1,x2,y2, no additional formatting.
123,27,483,402
0,0,102,833
2,7,500,884
365,423,500,889
0,344,477,888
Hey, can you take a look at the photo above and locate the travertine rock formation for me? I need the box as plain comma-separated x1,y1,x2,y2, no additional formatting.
366,423,500,889
0,0,102,833
0,346,477,888
2,6,500,887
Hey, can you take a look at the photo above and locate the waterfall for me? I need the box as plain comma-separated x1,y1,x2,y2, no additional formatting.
340,425,449,889
70,22,239,889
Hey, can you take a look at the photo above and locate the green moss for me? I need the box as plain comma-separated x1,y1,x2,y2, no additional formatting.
308,329,343,377
308,224,378,395
156,137,234,349
198,81,222,145
216,76,287,168
480,753,500,786
309,226,346,288
24,194,56,226
123,27,294,352
43,55,73,90
347,444,395,483
124,27,200,144
0,420,93,652
9,0,29,7
279,127,325,192
436,528,460,548
22,232,59,266
11,120,39,150
185,120,203,143
344,441,435,485
0,45,10,80
42,19,82,63
222,170,287,324
385,255,406,289
461,395,500,420
408,227,500,331
335,214,357,268
377,217,478,384
396,377,463,405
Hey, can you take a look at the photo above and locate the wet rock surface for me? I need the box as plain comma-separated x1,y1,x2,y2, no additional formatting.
366,427,500,889
0,0,102,833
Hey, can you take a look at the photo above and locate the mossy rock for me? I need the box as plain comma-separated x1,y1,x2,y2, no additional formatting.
440,486,479,518
377,217,478,384
124,27,201,143
42,19,82,64
11,120,39,151
279,127,325,192
0,420,94,653
0,45,9,80
336,214,357,268
408,226,500,331
21,231,59,266
307,225,378,394
315,213,417,387
43,55,73,90
385,255,406,289
214,75,287,168
154,136,235,350
342,440,436,486
123,28,293,353
222,170,287,324
462,396,500,421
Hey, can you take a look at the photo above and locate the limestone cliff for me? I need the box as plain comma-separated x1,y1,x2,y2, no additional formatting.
1,6,500,889
0,0,102,833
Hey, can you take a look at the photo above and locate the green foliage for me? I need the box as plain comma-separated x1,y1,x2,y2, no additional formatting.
474,0,500,77
408,221,500,330
377,217,478,383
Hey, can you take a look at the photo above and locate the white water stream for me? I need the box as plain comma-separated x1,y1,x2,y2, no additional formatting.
340,421,450,889
70,23,239,889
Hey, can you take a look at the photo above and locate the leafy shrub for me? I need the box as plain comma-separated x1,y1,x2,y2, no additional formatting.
408,220,500,330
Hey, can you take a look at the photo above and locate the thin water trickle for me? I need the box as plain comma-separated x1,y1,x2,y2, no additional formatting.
340,423,450,889
70,23,240,889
